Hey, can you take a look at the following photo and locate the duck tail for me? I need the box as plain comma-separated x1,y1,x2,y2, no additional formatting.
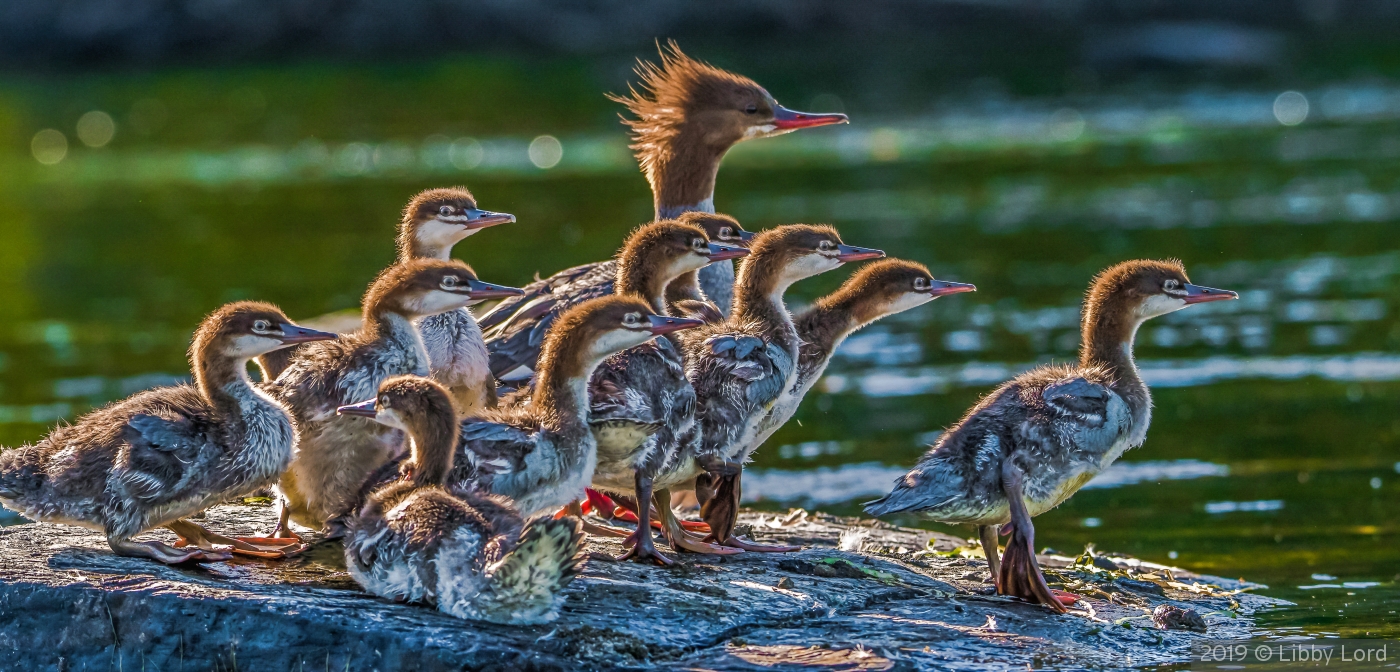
0,444,43,503
468,517,585,625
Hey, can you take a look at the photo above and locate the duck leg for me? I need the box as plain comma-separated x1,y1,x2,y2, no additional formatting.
616,472,673,565
568,499,631,538
702,470,800,553
167,519,304,559
656,487,743,555
259,500,304,544
997,460,1068,613
109,534,230,564
977,524,1001,585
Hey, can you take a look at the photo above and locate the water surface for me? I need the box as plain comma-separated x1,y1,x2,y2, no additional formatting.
0,61,1395,639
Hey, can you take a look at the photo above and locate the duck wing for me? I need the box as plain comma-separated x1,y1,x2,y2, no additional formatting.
1041,376,1112,426
687,333,792,465
452,419,538,489
114,390,222,503
482,261,619,379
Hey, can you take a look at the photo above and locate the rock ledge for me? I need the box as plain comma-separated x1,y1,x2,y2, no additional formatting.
0,504,1280,671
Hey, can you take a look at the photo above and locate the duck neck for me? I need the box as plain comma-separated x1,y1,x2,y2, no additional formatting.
194,346,273,421
653,137,733,315
664,270,705,309
615,254,674,314
733,260,799,350
797,293,881,363
532,340,603,439
1079,298,1145,391
406,413,458,489
401,240,452,262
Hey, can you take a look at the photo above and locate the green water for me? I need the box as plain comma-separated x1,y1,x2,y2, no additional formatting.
0,58,1396,640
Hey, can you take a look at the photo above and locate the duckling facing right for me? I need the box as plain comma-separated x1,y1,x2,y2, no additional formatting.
0,302,336,564
450,295,705,519
865,259,1237,612
340,376,583,625
266,258,521,538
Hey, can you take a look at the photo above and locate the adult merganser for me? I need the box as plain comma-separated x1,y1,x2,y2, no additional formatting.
257,186,514,419
749,259,976,457
476,42,845,358
668,225,883,552
0,302,335,564
266,258,522,538
339,376,583,624
865,259,1237,612
449,295,704,519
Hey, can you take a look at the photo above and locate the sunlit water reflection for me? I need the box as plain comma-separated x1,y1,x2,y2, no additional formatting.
0,67,1396,638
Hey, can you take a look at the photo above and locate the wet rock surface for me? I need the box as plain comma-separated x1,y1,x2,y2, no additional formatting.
0,503,1280,671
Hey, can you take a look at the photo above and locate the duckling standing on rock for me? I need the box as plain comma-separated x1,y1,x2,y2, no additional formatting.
258,187,514,419
266,258,523,538
583,220,748,564
450,295,705,519
476,41,846,352
865,259,1237,612
668,226,884,552
339,376,583,625
0,302,336,564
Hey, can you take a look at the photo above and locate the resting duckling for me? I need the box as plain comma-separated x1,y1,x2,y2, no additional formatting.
340,376,583,624
749,259,976,453
450,295,704,518
266,258,522,537
866,259,1236,612
668,225,883,552
0,302,335,563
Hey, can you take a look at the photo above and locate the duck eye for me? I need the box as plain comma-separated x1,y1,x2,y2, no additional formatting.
623,313,641,326
819,240,835,252
914,278,928,290
719,227,732,238
441,276,459,289
379,396,389,407
439,205,454,216
745,104,758,114
693,238,706,249
1164,279,1180,292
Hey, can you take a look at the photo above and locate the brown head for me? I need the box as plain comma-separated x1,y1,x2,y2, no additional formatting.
611,41,848,211
615,219,749,306
398,187,515,261
190,301,337,395
362,258,525,322
535,294,705,391
734,225,885,314
676,211,755,246
337,376,457,488
1080,259,1238,366
813,259,976,329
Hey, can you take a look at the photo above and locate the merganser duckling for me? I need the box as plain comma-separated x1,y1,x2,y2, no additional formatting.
476,42,845,354
257,187,514,418
585,221,748,564
749,259,977,456
865,259,1237,612
338,376,583,624
668,225,884,552
266,258,522,537
484,219,745,384
0,302,336,564
449,295,704,519
400,188,515,417
663,212,755,311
